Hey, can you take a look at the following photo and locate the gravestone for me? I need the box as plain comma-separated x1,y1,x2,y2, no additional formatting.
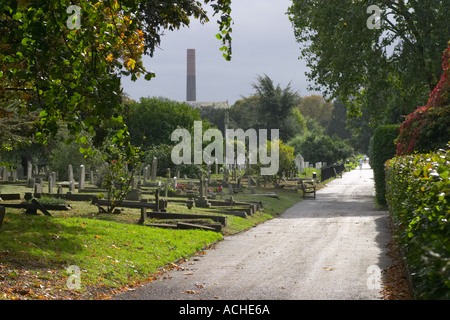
69,180,75,193
27,161,32,187
143,166,149,185
17,167,24,180
11,170,17,182
295,154,305,175
151,157,157,181
207,162,211,184
90,170,94,185
29,178,36,189
34,183,42,195
126,189,141,201
195,174,211,208
48,174,54,194
68,164,73,182
223,168,229,183
79,165,85,192
2,167,8,181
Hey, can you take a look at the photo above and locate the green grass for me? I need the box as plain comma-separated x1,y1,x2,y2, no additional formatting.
0,211,222,288
0,180,304,299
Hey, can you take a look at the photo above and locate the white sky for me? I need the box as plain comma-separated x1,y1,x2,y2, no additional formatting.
121,0,319,105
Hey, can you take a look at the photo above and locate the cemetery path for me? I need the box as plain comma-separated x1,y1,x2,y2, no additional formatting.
114,163,392,300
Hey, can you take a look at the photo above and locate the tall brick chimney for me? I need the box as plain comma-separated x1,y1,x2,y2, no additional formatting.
186,49,196,102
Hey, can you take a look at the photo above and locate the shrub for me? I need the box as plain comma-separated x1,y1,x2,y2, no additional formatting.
287,133,353,165
368,125,399,206
397,42,450,155
385,146,450,299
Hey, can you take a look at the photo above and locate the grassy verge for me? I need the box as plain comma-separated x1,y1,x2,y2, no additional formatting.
0,182,303,300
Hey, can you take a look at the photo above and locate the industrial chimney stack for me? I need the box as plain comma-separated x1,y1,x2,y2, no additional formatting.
186,49,196,102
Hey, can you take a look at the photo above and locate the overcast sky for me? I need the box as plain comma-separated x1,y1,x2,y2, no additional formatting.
121,0,318,105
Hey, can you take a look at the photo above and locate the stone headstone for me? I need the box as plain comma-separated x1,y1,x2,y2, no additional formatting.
126,189,141,201
29,178,35,189
151,157,157,181
295,154,305,174
79,165,85,192
17,167,24,180
11,170,17,181
195,174,211,208
48,175,54,194
143,166,149,185
27,161,32,187
69,180,75,193
34,183,42,195
68,164,73,182
2,167,8,181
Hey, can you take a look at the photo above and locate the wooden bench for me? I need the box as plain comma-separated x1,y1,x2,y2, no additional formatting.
298,179,316,199
333,167,342,178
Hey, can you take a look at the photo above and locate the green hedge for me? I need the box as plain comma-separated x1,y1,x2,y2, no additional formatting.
369,125,400,206
385,146,450,299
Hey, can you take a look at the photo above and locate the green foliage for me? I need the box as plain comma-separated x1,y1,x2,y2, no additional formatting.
126,97,210,149
143,144,201,179
226,75,305,142
297,95,333,128
397,44,450,156
385,146,450,299
368,125,399,206
288,133,353,165
50,137,104,181
252,75,302,141
0,0,232,152
326,100,352,140
100,143,142,213
288,0,450,125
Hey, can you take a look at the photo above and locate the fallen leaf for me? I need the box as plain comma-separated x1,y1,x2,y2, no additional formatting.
184,290,200,294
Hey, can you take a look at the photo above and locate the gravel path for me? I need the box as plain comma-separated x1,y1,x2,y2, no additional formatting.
114,163,392,300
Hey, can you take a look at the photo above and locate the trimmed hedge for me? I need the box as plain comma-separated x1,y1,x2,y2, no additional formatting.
369,125,400,206
385,146,450,299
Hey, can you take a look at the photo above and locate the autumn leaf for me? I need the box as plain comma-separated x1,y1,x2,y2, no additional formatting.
106,53,114,62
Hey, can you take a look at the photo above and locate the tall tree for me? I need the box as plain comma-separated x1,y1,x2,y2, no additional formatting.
297,95,334,128
251,74,302,141
0,0,232,152
288,0,450,124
